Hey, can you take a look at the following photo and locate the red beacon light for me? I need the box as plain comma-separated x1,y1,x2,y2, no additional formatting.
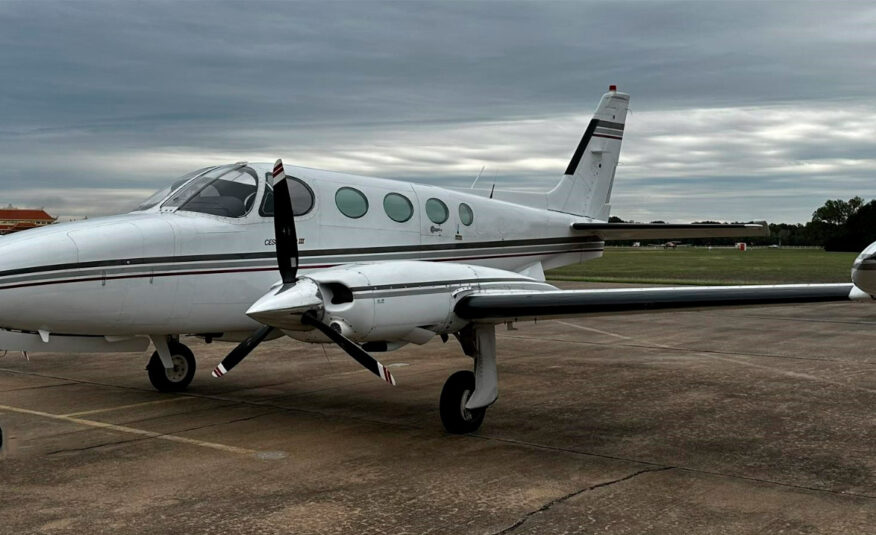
609,84,617,91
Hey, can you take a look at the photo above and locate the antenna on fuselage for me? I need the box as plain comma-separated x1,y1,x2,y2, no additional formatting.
470,165,486,189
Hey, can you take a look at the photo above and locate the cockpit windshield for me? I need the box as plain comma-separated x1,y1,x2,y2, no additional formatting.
161,164,259,218
134,166,215,211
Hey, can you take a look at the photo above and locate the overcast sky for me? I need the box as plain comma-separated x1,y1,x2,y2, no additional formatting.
1,1,875,223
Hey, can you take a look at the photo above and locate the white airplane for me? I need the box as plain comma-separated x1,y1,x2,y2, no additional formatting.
851,242,876,299
0,87,853,433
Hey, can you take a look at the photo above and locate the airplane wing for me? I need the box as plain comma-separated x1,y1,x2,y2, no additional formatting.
455,283,854,322
571,222,768,240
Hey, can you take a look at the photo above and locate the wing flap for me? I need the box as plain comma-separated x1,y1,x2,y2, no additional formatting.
455,284,853,322
571,222,768,240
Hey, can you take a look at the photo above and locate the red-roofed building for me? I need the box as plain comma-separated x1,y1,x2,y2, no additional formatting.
0,207,56,235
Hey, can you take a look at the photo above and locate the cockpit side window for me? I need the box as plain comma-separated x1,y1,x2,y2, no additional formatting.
260,173,315,217
163,166,258,218
135,166,215,211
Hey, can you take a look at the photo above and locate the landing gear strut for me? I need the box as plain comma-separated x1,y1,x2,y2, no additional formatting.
441,324,498,434
146,338,196,392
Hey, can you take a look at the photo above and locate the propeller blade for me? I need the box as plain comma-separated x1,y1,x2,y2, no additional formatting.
301,313,397,386
212,325,276,378
272,159,298,285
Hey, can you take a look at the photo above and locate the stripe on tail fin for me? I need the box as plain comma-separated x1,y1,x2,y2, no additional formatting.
548,86,629,220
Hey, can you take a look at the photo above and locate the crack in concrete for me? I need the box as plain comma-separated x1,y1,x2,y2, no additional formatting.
475,434,876,501
492,466,674,534
6,362,876,500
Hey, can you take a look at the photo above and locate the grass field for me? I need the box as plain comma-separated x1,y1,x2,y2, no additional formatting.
546,247,857,285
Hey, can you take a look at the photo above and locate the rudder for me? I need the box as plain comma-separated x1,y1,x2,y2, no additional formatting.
547,86,629,219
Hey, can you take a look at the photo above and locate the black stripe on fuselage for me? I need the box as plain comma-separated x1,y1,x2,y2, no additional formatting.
0,252,275,279
0,236,603,280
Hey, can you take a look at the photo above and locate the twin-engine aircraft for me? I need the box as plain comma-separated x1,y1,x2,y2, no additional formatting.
0,87,853,433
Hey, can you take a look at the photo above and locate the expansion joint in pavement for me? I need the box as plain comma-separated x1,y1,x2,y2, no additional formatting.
491,466,674,534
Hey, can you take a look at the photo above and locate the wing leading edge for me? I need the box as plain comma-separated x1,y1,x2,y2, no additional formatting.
455,283,853,322
571,222,768,241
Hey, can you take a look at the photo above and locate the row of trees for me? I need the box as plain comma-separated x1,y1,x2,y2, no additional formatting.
611,197,876,251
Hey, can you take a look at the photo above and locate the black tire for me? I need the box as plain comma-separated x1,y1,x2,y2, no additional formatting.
440,370,486,434
147,341,196,392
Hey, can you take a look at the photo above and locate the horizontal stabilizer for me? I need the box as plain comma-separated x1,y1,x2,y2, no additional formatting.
571,222,768,241
456,283,853,322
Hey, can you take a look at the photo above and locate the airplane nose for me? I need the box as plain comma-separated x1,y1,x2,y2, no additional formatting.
0,226,79,274
0,226,80,330
851,255,876,295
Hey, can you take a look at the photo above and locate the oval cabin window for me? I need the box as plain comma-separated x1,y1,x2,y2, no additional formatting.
383,193,414,223
335,187,369,219
425,198,449,224
459,203,474,226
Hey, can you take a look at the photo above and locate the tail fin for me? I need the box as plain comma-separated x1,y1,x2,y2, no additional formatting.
547,86,629,220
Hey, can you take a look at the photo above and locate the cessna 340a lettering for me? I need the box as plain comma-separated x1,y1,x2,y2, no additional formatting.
0,87,853,433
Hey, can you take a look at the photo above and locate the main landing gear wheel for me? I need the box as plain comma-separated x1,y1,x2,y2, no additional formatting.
147,342,196,392
440,370,486,434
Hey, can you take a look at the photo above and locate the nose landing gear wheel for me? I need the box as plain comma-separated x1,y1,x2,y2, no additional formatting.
147,342,196,392
440,370,486,434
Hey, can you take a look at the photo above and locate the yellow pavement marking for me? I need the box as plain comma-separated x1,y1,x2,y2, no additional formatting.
62,396,193,417
0,403,258,456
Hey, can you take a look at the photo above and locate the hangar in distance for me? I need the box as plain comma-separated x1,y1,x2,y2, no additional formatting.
0,87,852,433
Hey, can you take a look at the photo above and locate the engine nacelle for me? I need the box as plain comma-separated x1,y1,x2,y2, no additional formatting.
288,261,552,345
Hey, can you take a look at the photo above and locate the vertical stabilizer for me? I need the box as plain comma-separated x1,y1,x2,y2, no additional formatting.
547,86,629,219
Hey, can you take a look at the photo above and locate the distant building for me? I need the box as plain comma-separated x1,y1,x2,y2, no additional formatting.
0,206,57,235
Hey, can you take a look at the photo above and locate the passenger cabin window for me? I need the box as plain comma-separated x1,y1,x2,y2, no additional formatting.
335,187,369,219
459,203,474,226
383,193,413,223
260,175,315,217
425,198,449,224
163,166,258,218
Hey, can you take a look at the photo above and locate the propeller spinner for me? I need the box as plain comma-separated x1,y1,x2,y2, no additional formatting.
212,159,396,385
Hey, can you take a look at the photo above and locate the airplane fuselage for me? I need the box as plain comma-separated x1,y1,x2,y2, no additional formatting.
0,163,602,337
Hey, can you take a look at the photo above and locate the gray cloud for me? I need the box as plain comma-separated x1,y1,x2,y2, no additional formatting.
1,1,875,222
